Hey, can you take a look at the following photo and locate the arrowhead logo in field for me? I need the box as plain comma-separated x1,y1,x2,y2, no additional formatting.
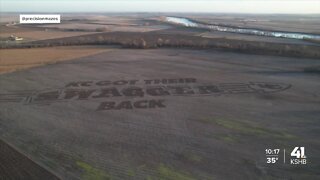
0,78,291,111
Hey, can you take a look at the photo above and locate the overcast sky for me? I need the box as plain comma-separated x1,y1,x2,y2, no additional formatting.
1,0,319,14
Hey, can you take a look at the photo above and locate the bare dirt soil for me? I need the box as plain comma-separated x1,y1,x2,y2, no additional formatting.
0,139,59,180
0,29,98,41
0,48,319,179
0,46,114,74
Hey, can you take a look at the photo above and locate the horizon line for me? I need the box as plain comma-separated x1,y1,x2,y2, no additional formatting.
2,11,320,15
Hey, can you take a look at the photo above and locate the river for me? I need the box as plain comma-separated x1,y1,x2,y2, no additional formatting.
165,16,320,40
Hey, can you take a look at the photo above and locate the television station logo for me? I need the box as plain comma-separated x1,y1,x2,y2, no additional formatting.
265,147,307,165
290,147,307,165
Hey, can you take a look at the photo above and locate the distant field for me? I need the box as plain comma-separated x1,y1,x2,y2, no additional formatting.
5,31,318,59
0,46,113,73
39,23,169,32
0,30,98,41
0,14,170,43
